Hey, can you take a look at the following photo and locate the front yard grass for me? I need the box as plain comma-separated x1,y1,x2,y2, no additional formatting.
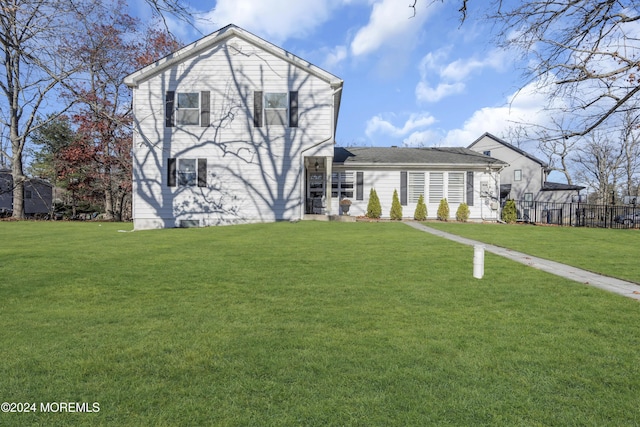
1,221,640,425
424,221,640,284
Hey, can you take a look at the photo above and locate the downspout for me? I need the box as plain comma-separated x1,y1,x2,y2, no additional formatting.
298,84,343,219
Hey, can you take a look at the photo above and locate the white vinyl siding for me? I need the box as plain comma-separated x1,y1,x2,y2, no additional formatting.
408,172,425,203
429,172,443,203
448,172,465,203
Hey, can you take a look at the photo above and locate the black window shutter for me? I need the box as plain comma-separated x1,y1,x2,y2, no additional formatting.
197,158,207,187
167,158,176,187
253,91,263,127
289,91,298,128
200,91,210,127
400,171,407,206
356,172,364,200
467,171,474,206
165,91,175,127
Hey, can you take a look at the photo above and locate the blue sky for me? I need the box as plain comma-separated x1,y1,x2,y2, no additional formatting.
136,0,555,149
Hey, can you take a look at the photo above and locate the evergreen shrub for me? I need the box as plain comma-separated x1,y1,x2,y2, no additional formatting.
366,188,382,219
414,194,427,221
502,199,517,223
437,198,450,221
390,189,403,220
456,203,470,222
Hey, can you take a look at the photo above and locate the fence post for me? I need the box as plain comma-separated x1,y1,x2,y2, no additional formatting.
473,245,485,279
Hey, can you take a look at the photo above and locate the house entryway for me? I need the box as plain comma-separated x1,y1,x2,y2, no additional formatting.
305,157,330,215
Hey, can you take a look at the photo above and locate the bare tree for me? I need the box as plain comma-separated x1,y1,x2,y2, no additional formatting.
0,0,191,219
490,1,640,141
619,109,640,197
0,0,85,218
573,132,625,204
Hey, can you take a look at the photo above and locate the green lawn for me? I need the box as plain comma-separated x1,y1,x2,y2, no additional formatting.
1,221,640,426
424,221,640,284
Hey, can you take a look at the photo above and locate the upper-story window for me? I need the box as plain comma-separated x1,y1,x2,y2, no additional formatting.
176,93,200,126
253,91,298,128
514,169,522,181
264,93,288,125
165,91,210,128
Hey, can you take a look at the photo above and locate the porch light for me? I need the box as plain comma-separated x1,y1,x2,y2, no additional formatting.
315,160,319,171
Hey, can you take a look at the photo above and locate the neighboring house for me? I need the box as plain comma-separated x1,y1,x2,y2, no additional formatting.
468,133,584,205
332,147,506,221
0,169,53,216
124,24,343,229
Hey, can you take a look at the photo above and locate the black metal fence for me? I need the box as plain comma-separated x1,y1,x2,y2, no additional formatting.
509,200,640,229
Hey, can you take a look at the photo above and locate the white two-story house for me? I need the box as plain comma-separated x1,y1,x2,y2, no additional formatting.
124,24,343,229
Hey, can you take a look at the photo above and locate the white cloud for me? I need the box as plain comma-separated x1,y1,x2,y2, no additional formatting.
350,0,437,58
415,81,465,103
198,0,343,44
322,45,348,70
416,47,510,103
441,79,559,146
365,112,437,140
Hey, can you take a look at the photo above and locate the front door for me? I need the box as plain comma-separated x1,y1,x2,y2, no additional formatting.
307,172,325,214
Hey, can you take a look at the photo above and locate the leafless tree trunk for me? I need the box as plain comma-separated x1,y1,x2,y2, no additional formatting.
0,0,90,218
573,132,625,204
620,110,640,197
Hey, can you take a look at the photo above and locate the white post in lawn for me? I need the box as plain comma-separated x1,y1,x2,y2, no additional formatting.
473,245,485,279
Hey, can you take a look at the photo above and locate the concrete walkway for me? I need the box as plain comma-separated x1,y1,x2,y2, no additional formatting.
405,221,640,301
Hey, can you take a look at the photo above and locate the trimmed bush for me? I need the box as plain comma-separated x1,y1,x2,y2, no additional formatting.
390,189,403,220
456,203,470,222
502,199,517,223
414,194,427,221
437,198,450,221
366,188,382,219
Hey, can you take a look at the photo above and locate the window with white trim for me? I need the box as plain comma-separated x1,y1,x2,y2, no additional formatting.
332,172,354,198
168,158,207,188
264,93,288,125
178,159,197,186
408,172,425,203
448,172,465,203
176,93,200,126
429,172,443,203
514,169,522,181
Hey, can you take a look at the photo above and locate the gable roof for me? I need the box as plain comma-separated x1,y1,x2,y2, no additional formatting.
333,147,507,168
124,24,344,89
468,132,548,168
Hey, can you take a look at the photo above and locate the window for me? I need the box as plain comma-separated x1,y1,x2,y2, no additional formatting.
253,91,298,128
264,93,288,125
514,169,522,181
429,172,443,203
524,192,533,207
448,172,465,203
178,159,197,186
25,190,32,199
483,150,491,156
167,158,207,187
165,91,209,127
408,172,425,203
332,172,354,198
